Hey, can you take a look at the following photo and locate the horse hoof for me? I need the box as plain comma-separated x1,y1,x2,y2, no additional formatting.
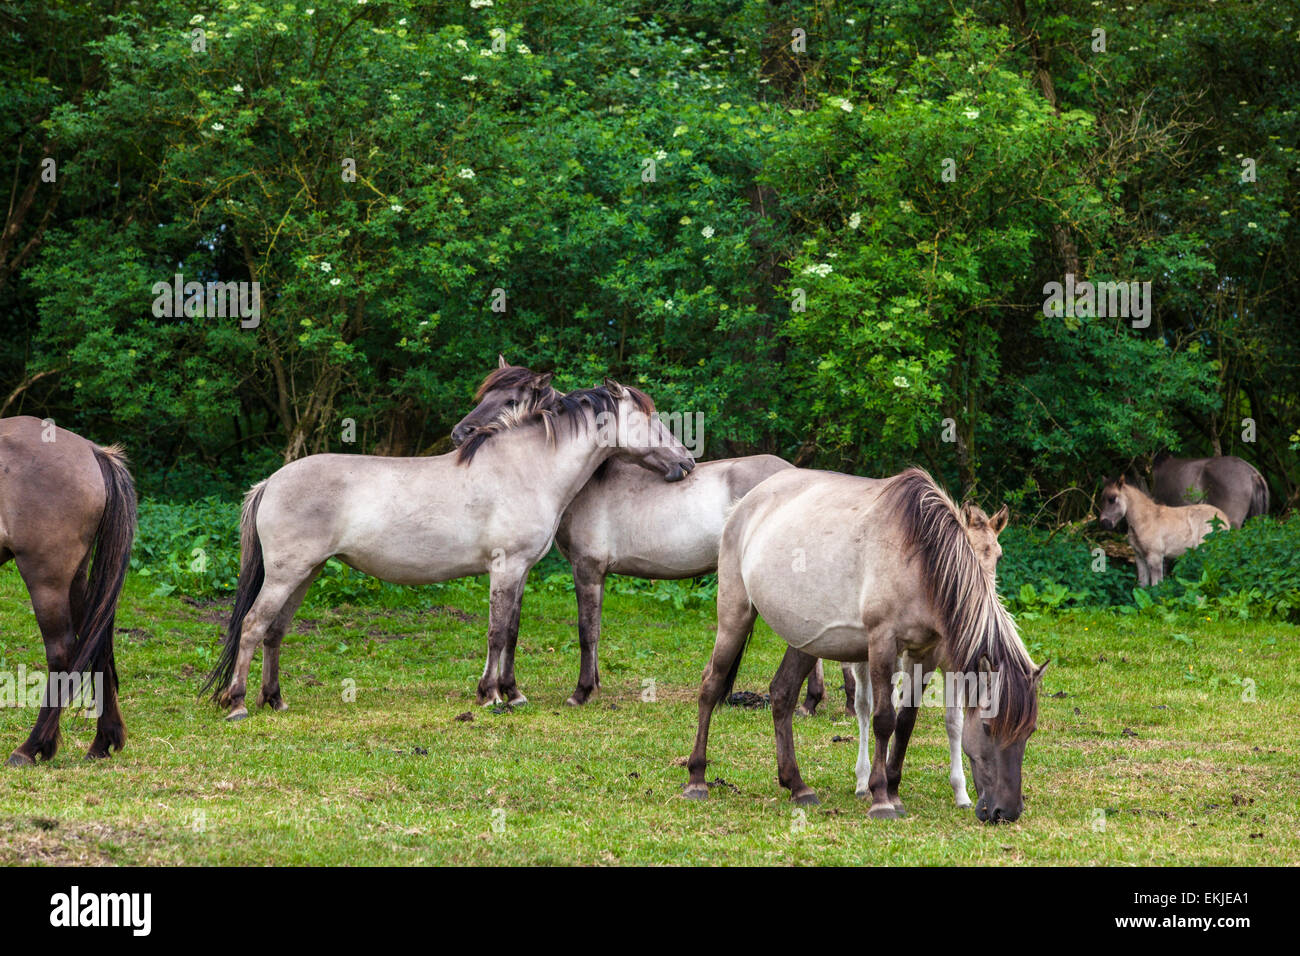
955,797,973,809
868,804,902,820
855,788,870,801
795,704,814,717
506,694,528,707
682,784,709,801
793,791,820,806
225,706,249,722
5,751,34,767
274,699,289,712
564,696,583,707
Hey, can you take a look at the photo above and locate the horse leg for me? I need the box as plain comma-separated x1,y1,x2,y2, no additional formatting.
258,566,321,712
684,554,756,800
842,663,856,715
7,566,79,765
478,567,527,706
565,560,605,706
772,647,820,803
220,569,313,721
852,661,873,797
864,652,901,819
944,673,972,808
884,666,922,815
797,659,824,717
1148,550,1165,586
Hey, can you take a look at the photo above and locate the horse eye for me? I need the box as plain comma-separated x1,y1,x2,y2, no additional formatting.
982,723,992,737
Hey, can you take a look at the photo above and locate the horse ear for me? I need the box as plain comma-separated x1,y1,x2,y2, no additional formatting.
535,372,553,390
1116,474,1126,488
1030,659,1050,687
603,378,626,398
979,655,993,675
960,501,976,525
991,505,1009,535
498,354,509,369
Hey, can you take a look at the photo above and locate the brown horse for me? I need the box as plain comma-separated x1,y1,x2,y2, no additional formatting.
0,417,136,765
1151,451,1269,528
685,467,1046,823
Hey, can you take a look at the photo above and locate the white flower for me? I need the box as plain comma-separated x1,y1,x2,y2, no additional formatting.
470,0,493,8
211,122,225,131
456,38,468,50
802,263,833,277
330,277,341,286
664,299,674,310
829,96,853,112
893,375,909,388
232,84,244,93
189,14,205,25
963,108,980,120
654,149,668,161
391,204,404,213
516,43,531,54
480,49,493,57
461,74,477,82
321,262,332,272
701,226,714,238
399,18,407,25
1247,221,1257,228
672,124,687,137
848,212,861,230
306,8,315,14
630,68,640,78
458,167,475,179
357,0,368,5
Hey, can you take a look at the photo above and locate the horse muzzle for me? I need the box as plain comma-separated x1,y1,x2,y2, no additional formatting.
451,425,475,447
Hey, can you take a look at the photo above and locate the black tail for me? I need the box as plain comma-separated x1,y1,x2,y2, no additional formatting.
718,621,755,699
201,483,267,701
69,448,137,683
1246,472,1270,521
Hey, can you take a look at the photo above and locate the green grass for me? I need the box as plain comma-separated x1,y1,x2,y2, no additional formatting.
0,562,1296,865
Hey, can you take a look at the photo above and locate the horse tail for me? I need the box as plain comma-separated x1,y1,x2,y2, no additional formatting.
67,446,137,685
1247,471,1270,522
718,620,754,699
881,468,1038,742
201,482,267,700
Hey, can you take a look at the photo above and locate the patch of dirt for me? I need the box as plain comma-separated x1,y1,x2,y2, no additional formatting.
422,605,479,623
0,817,174,866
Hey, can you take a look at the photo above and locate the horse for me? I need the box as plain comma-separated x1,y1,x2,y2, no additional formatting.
451,358,810,706
844,501,1009,811
1150,451,1268,528
201,380,695,719
452,358,857,710
1099,474,1228,587
0,416,136,765
683,467,1046,823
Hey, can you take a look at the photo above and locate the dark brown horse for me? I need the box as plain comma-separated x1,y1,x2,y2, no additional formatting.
1151,451,1268,528
0,417,136,765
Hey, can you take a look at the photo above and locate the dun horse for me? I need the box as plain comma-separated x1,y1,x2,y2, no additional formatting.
203,380,694,719
451,357,799,706
1099,474,1228,587
684,467,1046,823
1151,451,1268,528
0,417,136,765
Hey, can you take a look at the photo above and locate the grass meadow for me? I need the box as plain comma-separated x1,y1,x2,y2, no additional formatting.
0,565,1296,865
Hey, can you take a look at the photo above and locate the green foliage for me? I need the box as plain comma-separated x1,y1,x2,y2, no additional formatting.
997,526,1132,613
1158,516,1300,622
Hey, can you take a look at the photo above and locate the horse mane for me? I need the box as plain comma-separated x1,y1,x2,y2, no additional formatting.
456,377,656,465
881,467,1038,743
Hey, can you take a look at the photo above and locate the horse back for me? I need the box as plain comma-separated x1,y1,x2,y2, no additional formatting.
0,416,107,555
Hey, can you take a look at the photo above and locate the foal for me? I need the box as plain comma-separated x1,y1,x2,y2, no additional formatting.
1098,475,1228,586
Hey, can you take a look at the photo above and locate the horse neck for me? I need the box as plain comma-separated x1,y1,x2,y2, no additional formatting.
1122,485,1158,535
512,419,617,514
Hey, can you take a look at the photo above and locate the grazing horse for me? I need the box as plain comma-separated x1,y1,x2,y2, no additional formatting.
0,417,136,765
451,357,806,706
1099,474,1228,587
684,467,1046,823
847,501,1009,810
202,380,695,719
1151,451,1269,528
